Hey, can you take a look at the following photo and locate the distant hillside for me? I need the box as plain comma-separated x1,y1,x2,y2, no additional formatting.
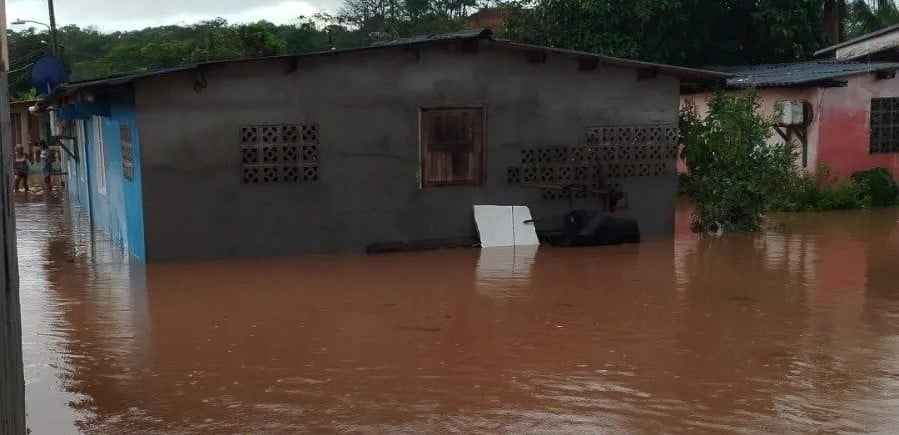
9,0,899,101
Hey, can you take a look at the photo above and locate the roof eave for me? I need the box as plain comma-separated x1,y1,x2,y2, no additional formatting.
34,65,198,112
726,79,848,90
814,24,899,57
812,49,833,57
489,41,729,81
34,29,727,110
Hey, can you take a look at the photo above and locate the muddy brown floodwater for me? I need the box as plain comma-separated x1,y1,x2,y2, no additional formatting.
16,192,899,434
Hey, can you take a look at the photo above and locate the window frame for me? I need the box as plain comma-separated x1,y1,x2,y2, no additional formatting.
418,105,487,188
870,97,899,154
120,125,134,181
76,120,87,176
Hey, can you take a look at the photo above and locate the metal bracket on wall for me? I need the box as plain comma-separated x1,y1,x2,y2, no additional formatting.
193,70,208,94
402,47,421,62
775,125,809,168
51,135,77,161
284,57,299,74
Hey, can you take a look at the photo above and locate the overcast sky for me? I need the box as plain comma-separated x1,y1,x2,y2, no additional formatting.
7,0,344,32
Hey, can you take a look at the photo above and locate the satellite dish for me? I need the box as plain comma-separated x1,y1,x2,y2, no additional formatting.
31,56,68,94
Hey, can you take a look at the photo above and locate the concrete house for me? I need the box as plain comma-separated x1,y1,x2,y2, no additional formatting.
681,26,899,179
5,100,65,185
39,29,723,262
9,100,41,149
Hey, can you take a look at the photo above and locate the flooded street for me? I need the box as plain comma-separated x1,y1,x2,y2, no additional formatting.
17,193,899,434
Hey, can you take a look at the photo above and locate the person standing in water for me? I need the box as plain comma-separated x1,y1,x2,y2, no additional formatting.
39,140,53,189
13,145,29,192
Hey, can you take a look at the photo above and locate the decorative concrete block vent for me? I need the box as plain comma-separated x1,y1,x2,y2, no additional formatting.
240,124,319,184
505,125,678,200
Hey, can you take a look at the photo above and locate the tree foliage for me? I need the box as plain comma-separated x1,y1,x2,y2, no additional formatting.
847,0,899,37
768,165,876,212
7,0,899,101
680,92,893,230
501,0,835,67
680,92,796,232
6,2,499,100
7,18,355,100
337,0,495,37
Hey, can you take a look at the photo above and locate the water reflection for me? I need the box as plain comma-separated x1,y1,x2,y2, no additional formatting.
476,246,538,298
18,192,149,434
17,195,899,434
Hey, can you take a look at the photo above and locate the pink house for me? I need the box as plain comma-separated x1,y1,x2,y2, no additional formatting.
681,26,899,180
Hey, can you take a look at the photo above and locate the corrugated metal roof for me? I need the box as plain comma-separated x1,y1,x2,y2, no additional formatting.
496,41,727,80
371,28,491,46
716,60,899,88
814,24,899,57
60,66,194,92
40,28,726,107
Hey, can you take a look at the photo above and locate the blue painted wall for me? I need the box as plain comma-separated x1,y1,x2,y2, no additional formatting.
62,95,146,261
65,117,90,208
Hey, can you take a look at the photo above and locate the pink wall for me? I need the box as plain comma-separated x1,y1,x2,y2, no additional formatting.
816,75,899,180
680,88,821,174
681,75,899,180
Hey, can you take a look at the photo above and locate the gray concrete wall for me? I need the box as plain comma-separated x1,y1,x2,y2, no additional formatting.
135,41,680,262
0,72,25,435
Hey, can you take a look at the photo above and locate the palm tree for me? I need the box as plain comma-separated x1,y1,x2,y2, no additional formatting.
846,0,899,38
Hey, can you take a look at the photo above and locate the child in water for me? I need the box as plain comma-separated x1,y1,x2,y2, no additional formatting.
39,141,53,189
13,145,30,192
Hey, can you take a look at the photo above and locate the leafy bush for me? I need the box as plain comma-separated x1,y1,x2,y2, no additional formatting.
680,91,795,232
818,179,872,210
851,168,898,207
681,92,896,232
769,165,887,212
768,173,820,212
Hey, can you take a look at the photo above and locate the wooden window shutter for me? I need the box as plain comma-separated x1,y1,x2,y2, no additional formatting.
421,107,484,186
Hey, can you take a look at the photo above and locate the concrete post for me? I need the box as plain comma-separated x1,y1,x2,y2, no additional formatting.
0,0,27,432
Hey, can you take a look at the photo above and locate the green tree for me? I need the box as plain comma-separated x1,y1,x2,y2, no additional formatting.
501,0,831,67
235,22,288,58
279,18,332,52
6,0,873,100
846,0,899,37
680,92,796,232
7,28,51,98
337,0,496,39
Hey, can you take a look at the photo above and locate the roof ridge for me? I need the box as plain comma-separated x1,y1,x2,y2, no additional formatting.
815,23,899,56
725,60,899,89
371,28,492,47
36,28,725,108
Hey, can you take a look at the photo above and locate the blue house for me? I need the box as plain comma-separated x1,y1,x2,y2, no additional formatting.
38,30,723,263
52,88,146,261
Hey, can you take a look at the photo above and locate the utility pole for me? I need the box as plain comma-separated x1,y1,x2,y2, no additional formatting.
0,0,26,432
822,0,846,46
47,0,59,56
